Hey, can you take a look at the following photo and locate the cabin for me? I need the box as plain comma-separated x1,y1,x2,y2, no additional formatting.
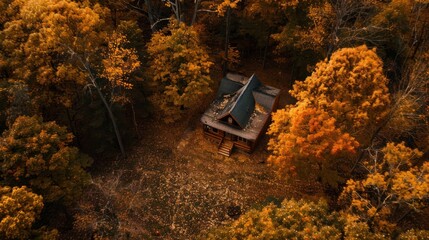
201,73,280,156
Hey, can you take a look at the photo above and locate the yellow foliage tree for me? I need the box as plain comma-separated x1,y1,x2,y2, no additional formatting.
0,116,93,205
101,31,141,105
0,0,109,107
290,45,390,144
0,0,141,155
202,198,344,239
271,0,392,57
0,186,43,240
339,142,429,234
147,19,213,122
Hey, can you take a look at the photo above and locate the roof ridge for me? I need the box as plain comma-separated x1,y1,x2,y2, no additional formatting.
227,73,257,115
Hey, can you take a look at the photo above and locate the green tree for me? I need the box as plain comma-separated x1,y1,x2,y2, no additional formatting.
0,186,43,239
147,19,213,122
0,116,92,205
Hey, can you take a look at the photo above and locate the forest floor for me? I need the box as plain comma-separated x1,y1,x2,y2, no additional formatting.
65,59,325,239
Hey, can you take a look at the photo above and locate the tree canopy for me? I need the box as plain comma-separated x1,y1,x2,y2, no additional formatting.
0,186,43,240
202,199,344,239
147,19,213,122
0,116,92,204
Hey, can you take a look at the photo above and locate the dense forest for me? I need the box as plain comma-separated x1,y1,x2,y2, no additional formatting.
0,0,428,239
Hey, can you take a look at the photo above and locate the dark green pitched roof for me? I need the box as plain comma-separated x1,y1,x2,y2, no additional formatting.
216,77,244,98
216,74,261,129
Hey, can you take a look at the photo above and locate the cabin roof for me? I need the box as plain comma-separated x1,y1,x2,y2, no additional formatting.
216,74,261,128
201,73,280,140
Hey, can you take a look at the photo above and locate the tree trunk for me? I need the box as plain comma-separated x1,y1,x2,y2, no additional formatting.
191,0,200,26
94,84,126,156
223,7,231,76
130,103,140,139
144,0,155,29
68,46,126,156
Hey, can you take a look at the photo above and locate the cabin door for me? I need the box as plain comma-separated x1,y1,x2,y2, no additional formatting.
225,133,236,141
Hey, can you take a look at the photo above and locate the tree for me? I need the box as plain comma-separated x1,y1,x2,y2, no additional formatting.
0,0,109,108
0,0,141,155
0,116,92,205
379,44,429,152
342,215,387,240
267,45,390,185
147,19,213,122
339,142,429,234
290,45,390,144
398,229,429,240
101,32,141,105
0,186,43,239
2,80,36,128
268,104,359,186
271,0,390,58
202,198,344,239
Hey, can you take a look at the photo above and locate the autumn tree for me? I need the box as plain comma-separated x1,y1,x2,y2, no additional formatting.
268,105,359,186
268,45,390,185
202,198,345,239
240,0,286,66
202,196,427,239
2,80,36,128
101,32,141,105
0,116,92,205
290,45,390,144
0,0,141,155
339,142,429,234
0,186,44,239
147,19,213,122
0,0,109,108
376,40,429,154
271,0,393,58
398,229,429,240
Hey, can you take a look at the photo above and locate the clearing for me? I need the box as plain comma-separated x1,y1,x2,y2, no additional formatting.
67,61,323,239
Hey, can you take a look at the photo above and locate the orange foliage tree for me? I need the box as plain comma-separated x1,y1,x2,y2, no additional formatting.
290,45,390,144
270,0,401,57
268,45,390,185
268,105,359,186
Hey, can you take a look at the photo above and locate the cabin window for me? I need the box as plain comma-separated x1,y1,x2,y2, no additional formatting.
212,128,218,133
228,117,233,125
237,136,247,143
